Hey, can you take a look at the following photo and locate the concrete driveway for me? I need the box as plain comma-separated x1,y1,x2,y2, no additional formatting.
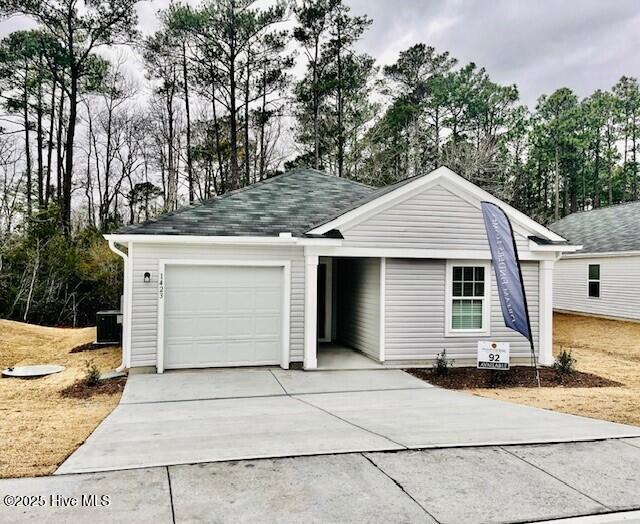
56,368,640,475
4,441,640,523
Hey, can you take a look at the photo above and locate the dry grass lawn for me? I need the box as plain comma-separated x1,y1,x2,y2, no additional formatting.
0,319,123,478
473,313,640,426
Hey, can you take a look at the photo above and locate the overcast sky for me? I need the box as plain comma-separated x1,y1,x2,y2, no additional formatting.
1,0,639,107
347,0,640,106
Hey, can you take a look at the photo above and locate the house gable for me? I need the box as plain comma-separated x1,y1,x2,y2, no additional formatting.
338,178,531,253
307,167,567,255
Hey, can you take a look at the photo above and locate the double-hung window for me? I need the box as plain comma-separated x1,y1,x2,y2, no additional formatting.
588,264,600,298
446,262,490,336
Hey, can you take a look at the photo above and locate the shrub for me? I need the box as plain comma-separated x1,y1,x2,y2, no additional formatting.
84,361,102,387
433,349,454,377
554,348,576,380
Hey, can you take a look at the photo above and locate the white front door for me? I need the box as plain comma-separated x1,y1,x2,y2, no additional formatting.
163,265,283,369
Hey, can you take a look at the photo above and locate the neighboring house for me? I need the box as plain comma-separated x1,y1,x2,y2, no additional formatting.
105,166,572,373
551,201,640,321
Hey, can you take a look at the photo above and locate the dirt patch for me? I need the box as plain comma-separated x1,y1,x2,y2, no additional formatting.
406,366,620,389
60,377,127,399
0,319,124,478
470,313,640,427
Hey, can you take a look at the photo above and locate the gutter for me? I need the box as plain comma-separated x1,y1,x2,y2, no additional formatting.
107,239,130,373
103,233,343,247
560,250,640,259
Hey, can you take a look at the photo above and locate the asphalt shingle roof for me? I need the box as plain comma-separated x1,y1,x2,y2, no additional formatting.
550,201,640,254
117,168,376,237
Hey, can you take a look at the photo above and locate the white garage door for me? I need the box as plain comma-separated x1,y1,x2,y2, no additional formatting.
163,265,283,369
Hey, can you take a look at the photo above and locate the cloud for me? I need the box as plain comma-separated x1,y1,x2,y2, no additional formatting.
348,0,640,106
1,0,637,107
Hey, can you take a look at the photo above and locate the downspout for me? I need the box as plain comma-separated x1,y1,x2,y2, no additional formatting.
108,239,130,372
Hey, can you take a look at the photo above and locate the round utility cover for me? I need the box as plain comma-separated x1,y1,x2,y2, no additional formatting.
2,365,65,378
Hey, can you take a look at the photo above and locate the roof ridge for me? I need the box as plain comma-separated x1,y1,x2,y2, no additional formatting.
554,199,640,223
115,167,376,235
292,166,375,189
303,171,432,232
123,170,299,231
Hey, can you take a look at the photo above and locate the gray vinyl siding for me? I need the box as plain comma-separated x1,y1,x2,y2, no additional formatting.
340,183,531,254
554,255,640,321
336,258,380,359
384,258,539,363
129,243,305,367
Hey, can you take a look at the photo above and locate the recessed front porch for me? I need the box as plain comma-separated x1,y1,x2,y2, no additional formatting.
305,255,385,370
317,343,384,370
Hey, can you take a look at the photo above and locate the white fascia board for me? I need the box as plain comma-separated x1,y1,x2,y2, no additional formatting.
306,166,566,243
528,240,582,253
303,245,558,261
103,234,342,247
561,250,640,259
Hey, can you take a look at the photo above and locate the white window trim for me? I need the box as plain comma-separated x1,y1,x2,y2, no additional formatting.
156,259,291,373
588,263,601,299
444,260,491,337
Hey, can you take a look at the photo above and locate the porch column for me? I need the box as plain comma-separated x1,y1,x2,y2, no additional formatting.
538,259,555,366
304,254,319,369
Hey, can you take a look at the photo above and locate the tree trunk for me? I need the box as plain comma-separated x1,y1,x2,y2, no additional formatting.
166,79,176,211
434,108,440,167
210,66,226,194
336,18,344,178
23,64,32,218
182,41,194,204
623,108,629,202
594,140,601,208
554,146,560,221
56,85,65,206
101,96,114,226
313,38,320,169
259,66,267,181
228,30,240,190
45,79,56,208
62,73,78,235
633,109,638,200
244,47,251,186
36,71,44,210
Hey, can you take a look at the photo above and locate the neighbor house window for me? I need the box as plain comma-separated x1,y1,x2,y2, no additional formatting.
446,262,490,336
588,264,600,298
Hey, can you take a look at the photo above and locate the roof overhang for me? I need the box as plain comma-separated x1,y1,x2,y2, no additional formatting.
103,234,343,247
528,236,582,253
306,166,567,245
561,250,640,259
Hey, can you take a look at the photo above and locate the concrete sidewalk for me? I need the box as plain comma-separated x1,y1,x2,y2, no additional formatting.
4,441,640,523
57,369,640,474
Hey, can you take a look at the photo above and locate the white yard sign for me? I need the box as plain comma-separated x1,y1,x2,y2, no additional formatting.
477,342,510,370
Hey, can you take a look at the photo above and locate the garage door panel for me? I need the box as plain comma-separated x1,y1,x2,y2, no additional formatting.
254,340,281,361
226,317,255,337
227,290,256,310
169,291,227,312
196,317,227,337
163,265,283,369
255,316,281,337
225,340,257,363
165,340,228,368
255,290,281,308
165,317,196,338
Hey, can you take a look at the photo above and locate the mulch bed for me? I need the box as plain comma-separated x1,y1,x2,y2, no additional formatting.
70,342,120,353
60,377,127,399
405,366,622,389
